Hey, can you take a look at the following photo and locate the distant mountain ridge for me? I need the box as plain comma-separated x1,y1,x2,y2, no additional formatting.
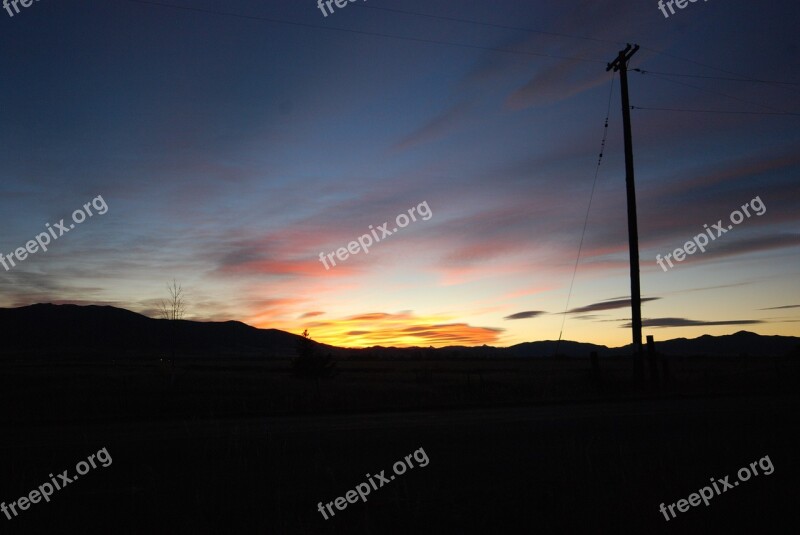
0,303,308,358
617,331,800,358
0,304,797,359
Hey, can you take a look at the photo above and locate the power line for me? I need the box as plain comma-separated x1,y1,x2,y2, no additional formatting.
355,0,797,97
354,3,626,47
635,70,790,115
636,45,800,93
631,106,800,117
123,0,795,94
633,68,800,87
121,0,607,64
555,72,616,356
351,3,798,96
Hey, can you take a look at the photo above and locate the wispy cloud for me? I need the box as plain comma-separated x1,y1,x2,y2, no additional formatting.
759,304,800,310
504,310,546,320
622,318,765,328
568,297,660,314
392,102,472,151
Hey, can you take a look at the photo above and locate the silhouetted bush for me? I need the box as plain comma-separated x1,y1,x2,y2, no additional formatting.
291,330,336,378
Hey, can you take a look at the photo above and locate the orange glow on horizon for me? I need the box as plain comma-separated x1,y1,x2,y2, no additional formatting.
252,310,504,348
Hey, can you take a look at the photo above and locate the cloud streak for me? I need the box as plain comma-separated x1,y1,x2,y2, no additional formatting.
568,297,660,314
504,310,546,320
622,318,765,328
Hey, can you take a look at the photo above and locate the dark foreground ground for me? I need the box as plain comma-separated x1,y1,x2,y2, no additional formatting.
1,356,799,534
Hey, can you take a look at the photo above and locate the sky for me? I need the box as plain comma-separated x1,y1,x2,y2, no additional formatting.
0,0,798,348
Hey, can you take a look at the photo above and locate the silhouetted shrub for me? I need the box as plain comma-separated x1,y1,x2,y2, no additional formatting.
291,330,336,378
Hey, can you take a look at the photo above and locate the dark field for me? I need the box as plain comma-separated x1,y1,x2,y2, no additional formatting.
2,356,799,534
2,354,798,422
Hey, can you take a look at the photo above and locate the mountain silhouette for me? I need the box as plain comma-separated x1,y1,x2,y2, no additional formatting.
0,303,309,358
1,304,797,359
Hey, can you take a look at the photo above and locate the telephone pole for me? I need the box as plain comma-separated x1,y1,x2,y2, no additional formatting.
606,44,643,381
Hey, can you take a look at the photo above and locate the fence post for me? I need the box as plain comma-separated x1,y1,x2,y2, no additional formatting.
647,335,659,384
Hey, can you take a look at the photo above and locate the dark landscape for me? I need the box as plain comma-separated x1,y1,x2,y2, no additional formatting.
2,304,799,533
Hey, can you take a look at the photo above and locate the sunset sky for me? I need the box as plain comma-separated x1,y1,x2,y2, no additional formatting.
1,0,798,348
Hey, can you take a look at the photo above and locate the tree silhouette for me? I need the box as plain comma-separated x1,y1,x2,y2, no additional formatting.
158,279,186,321
291,329,335,378
158,279,186,366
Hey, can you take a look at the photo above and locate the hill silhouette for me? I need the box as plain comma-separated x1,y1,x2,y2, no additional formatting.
0,303,308,358
1,303,797,359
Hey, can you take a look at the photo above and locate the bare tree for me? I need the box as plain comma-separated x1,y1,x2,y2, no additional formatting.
158,279,186,321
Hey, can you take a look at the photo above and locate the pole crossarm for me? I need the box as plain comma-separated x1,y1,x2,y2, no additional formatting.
606,43,640,73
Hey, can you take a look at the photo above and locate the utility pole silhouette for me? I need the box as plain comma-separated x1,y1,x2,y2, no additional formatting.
607,44,644,382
